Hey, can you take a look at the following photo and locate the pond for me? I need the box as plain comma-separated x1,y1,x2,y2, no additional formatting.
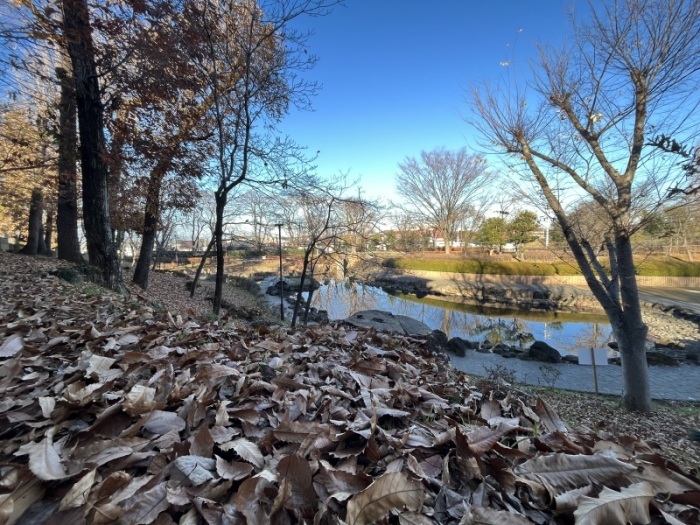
304,280,613,355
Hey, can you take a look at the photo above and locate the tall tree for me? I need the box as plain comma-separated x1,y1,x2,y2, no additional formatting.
62,0,122,290
186,0,334,316
55,60,81,263
470,0,700,411
396,148,491,254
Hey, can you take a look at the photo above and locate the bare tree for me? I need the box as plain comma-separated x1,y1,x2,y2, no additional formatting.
285,177,378,327
469,0,700,411
185,0,335,316
396,147,491,254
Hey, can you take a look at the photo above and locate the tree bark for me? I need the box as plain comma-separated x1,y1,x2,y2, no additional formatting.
191,236,215,298
62,0,122,290
19,188,43,255
212,194,226,315
132,165,168,289
55,63,82,264
39,209,53,255
291,249,312,328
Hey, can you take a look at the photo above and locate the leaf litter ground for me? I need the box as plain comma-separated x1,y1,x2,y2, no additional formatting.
0,252,699,525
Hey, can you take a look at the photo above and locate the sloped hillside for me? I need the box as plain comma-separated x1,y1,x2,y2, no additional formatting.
0,252,698,524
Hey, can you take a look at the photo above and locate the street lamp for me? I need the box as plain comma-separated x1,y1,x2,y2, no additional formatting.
274,223,284,321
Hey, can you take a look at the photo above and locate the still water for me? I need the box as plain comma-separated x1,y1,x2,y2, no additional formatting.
305,281,613,354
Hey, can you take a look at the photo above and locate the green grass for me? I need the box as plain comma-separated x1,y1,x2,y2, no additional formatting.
382,256,700,277
635,258,700,277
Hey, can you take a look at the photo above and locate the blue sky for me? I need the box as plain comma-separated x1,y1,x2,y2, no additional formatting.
280,1,582,201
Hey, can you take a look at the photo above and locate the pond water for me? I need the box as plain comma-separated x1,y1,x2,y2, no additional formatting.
305,281,613,355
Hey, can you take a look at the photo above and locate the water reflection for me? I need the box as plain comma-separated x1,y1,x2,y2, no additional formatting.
306,281,613,354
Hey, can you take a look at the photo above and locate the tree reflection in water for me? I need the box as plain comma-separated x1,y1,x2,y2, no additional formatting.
305,281,612,352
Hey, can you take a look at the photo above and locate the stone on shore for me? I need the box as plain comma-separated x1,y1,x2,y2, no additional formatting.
266,277,319,296
527,340,562,363
343,310,432,337
447,337,476,357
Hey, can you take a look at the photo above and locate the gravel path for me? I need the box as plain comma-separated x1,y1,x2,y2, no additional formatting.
449,349,700,401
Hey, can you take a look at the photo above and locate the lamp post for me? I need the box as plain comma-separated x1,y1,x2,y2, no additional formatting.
274,223,284,321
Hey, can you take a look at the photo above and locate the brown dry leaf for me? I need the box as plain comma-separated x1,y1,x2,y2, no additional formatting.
0,334,23,358
38,397,55,419
234,477,271,525
119,481,169,524
124,385,156,413
231,438,264,469
215,456,253,481
143,410,186,434
173,456,216,486
514,453,636,495
466,420,519,456
0,478,45,525
273,455,317,511
460,506,532,524
28,429,69,480
59,469,97,510
345,472,424,525
398,512,435,525
91,503,123,524
535,397,568,433
573,482,654,525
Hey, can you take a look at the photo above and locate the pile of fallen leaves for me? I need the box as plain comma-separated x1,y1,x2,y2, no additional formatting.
1,253,699,525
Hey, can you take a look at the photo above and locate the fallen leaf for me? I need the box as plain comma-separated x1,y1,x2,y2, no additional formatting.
346,472,424,525
573,482,654,525
119,481,169,524
0,334,23,358
215,456,253,481
231,438,264,469
143,410,185,435
59,469,97,510
38,397,55,419
28,430,68,480
173,456,216,485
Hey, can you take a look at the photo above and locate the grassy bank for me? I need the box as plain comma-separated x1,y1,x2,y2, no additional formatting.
382,255,700,277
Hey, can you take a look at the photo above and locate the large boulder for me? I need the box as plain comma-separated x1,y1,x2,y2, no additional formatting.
447,337,476,357
343,310,432,337
527,340,562,363
266,277,320,296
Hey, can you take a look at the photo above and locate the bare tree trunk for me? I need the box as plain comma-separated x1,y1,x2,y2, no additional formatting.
614,235,651,410
19,188,43,255
133,165,167,289
55,63,82,264
191,236,215,298
41,209,53,255
291,249,312,328
213,194,226,315
62,0,122,291
302,260,318,325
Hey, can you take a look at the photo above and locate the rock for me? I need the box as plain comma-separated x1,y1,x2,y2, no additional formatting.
425,330,449,354
492,343,511,355
528,341,562,363
608,342,619,349
343,310,432,337
266,277,320,296
447,337,472,357
562,355,579,364
645,352,679,367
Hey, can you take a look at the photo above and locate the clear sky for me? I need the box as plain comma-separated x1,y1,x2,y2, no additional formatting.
280,0,583,202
